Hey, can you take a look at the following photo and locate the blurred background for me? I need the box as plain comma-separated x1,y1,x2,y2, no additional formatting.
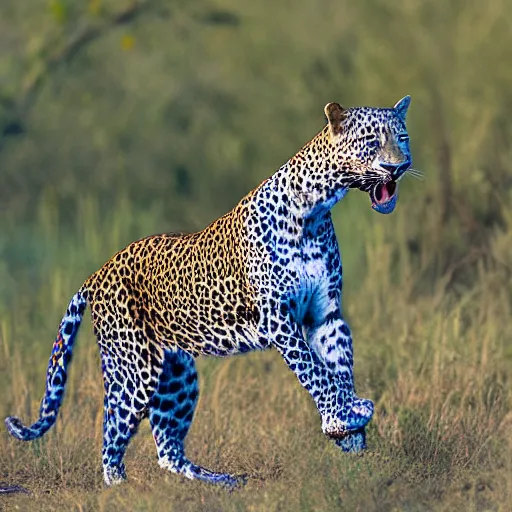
1,1,512,510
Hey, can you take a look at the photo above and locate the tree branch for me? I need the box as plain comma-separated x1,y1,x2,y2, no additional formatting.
1,0,155,144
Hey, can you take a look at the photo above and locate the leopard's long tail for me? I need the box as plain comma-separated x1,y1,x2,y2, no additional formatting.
5,288,88,441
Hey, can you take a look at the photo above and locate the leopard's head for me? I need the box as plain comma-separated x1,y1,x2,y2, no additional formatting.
324,96,412,214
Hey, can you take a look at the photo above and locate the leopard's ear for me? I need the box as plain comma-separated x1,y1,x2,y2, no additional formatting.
393,95,411,121
324,102,347,137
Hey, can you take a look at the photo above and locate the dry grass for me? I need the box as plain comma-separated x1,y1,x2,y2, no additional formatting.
1,1,512,508
1,198,512,512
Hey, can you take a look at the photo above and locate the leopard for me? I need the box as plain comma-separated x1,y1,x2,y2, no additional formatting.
5,96,413,488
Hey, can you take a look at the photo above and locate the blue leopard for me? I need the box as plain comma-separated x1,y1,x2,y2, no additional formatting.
6,96,413,487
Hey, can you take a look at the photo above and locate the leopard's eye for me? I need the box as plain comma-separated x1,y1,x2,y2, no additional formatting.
397,134,409,143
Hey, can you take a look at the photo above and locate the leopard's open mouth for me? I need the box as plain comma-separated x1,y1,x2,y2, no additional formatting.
369,181,398,214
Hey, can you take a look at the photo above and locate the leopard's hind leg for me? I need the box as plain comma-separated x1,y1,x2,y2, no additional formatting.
89,280,166,485
149,349,245,487
100,342,163,485
94,311,164,486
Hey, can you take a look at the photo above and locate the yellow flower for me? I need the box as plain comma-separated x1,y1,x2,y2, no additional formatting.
121,35,135,51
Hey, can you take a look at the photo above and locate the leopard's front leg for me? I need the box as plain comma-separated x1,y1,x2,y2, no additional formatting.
297,218,374,451
269,319,338,421
306,310,373,451
268,316,370,448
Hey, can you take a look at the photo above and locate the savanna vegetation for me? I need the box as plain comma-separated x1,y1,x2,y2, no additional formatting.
1,0,512,510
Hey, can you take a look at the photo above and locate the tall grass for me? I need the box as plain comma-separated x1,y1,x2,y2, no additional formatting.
1,0,512,510
1,187,512,511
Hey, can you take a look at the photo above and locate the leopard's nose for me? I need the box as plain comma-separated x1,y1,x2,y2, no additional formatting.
380,161,411,176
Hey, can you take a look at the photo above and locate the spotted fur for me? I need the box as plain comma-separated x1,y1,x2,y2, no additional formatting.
6,96,412,487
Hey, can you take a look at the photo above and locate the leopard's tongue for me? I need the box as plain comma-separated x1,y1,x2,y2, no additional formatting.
374,182,397,204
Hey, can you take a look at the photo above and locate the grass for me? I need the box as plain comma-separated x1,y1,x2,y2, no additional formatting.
1,0,512,509
1,191,512,512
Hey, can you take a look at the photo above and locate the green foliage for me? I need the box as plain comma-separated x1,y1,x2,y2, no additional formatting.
1,0,512,510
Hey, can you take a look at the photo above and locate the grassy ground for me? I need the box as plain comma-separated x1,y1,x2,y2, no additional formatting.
1,0,512,510
1,193,512,512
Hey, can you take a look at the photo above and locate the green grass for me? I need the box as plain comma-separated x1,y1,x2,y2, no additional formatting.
1,0,512,509
1,192,512,511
